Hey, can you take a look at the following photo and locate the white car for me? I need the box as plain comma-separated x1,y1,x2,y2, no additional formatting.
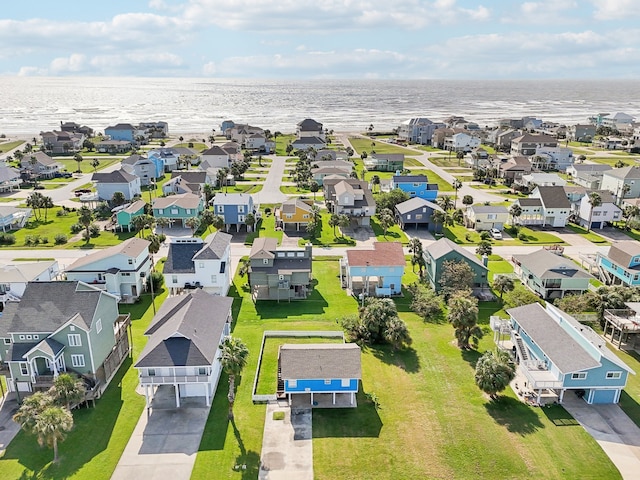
489,228,502,240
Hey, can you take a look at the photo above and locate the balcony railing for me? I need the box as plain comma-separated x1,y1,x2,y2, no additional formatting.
139,374,210,385
604,309,640,332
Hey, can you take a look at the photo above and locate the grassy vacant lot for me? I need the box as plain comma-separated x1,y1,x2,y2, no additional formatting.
293,211,356,247
0,288,167,480
443,224,564,246
173,142,209,152
588,157,638,167
348,137,414,156
404,157,424,167
370,217,409,244
275,134,297,156
244,211,283,246
565,223,610,244
57,158,120,174
0,140,25,153
192,261,621,480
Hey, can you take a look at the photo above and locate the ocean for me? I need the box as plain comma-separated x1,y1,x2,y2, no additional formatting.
1,77,639,135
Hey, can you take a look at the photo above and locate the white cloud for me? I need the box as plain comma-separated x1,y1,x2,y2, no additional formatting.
45,52,186,75
50,54,87,74
17,66,47,76
202,61,216,75
591,0,640,20
501,0,578,24
183,0,491,31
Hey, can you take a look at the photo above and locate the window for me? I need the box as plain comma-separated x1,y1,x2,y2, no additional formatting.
171,208,178,215
415,214,423,220
606,371,622,379
26,335,32,340
71,354,85,368
211,275,217,283
158,209,164,214
413,183,420,187
288,379,297,388
302,214,309,219
198,367,207,375
3,338,10,345
324,379,331,385
277,252,285,257
571,372,587,380
33,334,38,339
199,262,205,268
263,258,269,265
172,275,178,284
220,262,226,273
20,363,29,375
148,368,156,376
238,205,245,213
487,213,497,220
341,378,350,387
409,191,416,196
96,319,102,334
287,252,294,257
297,252,304,257
68,334,81,347
407,214,411,220
186,209,191,214
19,335,25,340
285,213,293,219
217,205,224,213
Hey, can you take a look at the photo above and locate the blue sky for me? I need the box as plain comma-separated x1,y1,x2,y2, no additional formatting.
1,0,640,79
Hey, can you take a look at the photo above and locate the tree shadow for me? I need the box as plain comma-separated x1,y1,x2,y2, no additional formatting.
367,344,420,373
312,389,383,438
230,419,261,479
2,357,129,478
541,405,580,427
460,346,482,368
254,288,328,319
485,396,545,435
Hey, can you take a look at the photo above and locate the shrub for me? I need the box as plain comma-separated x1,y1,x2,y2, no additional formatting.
41,236,49,244
480,231,491,241
89,223,100,237
465,233,473,242
0,233,16,245
148,271,164,291
54,234,68,245
157,233,166,243
518,232,527,241
70,223,83,234
264,207,272,215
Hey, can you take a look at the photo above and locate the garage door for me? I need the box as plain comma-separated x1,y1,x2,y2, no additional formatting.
591,389,618,404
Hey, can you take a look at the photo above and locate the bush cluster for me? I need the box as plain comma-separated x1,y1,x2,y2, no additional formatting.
0,233,16,245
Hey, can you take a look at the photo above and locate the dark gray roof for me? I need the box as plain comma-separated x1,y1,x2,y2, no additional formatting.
0,281,105,336
30,338,65,357
395,197,443,215
170,171,207,184
280,343,361,380
164,243,201,274
536,186,570,208
135,290,233,368
607,241,640,268
121,154,147,166
508,303,600,373
251,257,312,275
513,249,593,280
193,232,232,260
516,198,543,207
92,169,138,184
393,175,428,183
8,342,37,362
202,146,229,156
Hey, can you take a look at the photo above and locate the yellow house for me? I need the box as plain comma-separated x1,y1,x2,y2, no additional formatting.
275,198,314,231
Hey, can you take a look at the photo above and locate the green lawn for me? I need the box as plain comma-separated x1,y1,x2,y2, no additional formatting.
0,140,25,153
565,223,610,244
588,157,636,167
0,207,78,248
0,288,167,479
58,158,120,174
370,217,409,244
404,157,424,167
428,155,466,168
192,261,621,480
275,134,297,156
280,185,311,195
443,224,564,246
174,142,209,152
244,211,284,246
68,230,138,249
348,137,415,156
488,256,515,282
293,211,356,247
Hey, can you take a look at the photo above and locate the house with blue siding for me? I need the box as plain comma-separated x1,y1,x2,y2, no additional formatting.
390,174,438,201
152,193,204,228
279,343,361,407
394,197,443,232
121,154,164,186
506,303,634,404
92,169,141,201
596,241,640,286
212,193,256,232
340,242,405,297
105,123,136,142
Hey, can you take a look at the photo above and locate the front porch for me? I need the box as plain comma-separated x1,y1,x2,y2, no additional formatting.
289,392,358,408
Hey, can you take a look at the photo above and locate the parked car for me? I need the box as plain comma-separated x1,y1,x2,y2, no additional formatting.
489,228,502,240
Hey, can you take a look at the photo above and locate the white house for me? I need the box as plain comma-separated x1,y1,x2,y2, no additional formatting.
443,132,481,152
531,147,575,171
577,191,622,230
65,237,152,301
519,172,567,189
92,169,141,201
135,290,233,408
601,166,640,201
291,137,326,151
201,146,230,169
513,186,571,227
162,232,232,296
0,260,60,305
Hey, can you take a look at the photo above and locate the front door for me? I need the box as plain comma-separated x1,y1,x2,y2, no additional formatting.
131,285,137,297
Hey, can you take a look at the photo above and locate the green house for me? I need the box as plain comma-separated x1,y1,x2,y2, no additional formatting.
152,193,204,227
0,281,130,394
115,199,147,232
423,237,489,293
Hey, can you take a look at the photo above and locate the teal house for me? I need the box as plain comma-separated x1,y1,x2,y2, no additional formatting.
597,241,640,286
423,237,488,293
506,303,634,404
0,281,130,395
115,199,147,232
152,193,204,228
279,343,361,407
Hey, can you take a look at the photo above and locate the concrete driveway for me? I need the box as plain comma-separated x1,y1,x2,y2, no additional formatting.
111,385,210,480
562,394,640,480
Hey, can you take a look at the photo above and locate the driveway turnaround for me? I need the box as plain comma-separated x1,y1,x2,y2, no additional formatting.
259,402,313,480
111,385,210,480
563,394,640,480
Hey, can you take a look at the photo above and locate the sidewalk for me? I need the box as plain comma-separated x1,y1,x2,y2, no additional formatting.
0,392,21,455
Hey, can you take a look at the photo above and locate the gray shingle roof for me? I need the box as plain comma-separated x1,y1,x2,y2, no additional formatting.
508,303,600,373
536,186,571,209
395,197,443,215
135,290,233,368
516,198,543,207
249,237,277,259
164,243,200,274
212,193,253,206
425,238,487,270
513,249,593,280
469,205,509,214
604,166,640,180
279,343,361,380
0,281,106,336
193,232,232,260
92,169,138,184
152,193,202,210
606,241,640,268
67,237,150,271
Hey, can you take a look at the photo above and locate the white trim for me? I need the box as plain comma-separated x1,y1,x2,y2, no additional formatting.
606,371,622,379
86,332,96,374
71,354,85,368
571,372,587,380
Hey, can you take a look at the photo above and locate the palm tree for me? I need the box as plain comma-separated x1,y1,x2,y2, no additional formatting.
447,290,482,349
620,183,631,207
492,275,515,300
91,158,100,172
371,175,381,193
78,206,94,242
452,180,462,209
329,213,340,237
624,205,640,229
338,214,350,237
431,209,446,234
587,191,602,232
245,213,256,232
73,153,83,173
509,204,522,226
112,191,126,207
383,317,412,351
220,337,249,420
408,237,424,275
212,214,225,232
201,209,216,232
147,233,162,255
377,208,395,238
51,373,85,410
309,181,320,201
436,195,454,212
155,217,171,234
185,216,201,235
42,195,54,222
474,350,516,400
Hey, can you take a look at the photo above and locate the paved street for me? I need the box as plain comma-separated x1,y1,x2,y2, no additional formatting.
253,155,288,205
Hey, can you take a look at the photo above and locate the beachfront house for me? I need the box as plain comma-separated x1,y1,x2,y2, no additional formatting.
105,123,136,142
279,343,361,407
512,249,593,300
394,197,443,232
390,174,438,201
506,303,634,404
135,290,233,408
397,117,445,145
596,241,640,287
248,239,312,302
339,242,405,297
96,140,133,154
65,237,152,301
364,153,404,172
296,118,325,140
40,130,84,155
0,281,131,395
162,232,232,296
423,238,489,293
